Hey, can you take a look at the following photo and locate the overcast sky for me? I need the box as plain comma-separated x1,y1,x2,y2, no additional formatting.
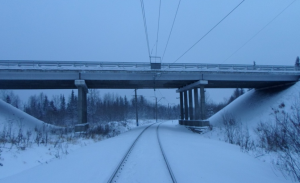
0,0,299,105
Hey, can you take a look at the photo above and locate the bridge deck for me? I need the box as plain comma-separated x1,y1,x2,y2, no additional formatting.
0,61,299,89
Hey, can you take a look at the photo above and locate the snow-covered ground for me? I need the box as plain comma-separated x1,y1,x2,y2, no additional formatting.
0,120,292,183
0,99,151,179
1,82,300,182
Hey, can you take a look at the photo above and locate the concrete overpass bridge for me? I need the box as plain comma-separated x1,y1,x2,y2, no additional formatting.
1,60,299,129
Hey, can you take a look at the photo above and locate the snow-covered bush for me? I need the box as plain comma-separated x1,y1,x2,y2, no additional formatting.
86,121,128,139
239,126,255,152
256,102,300,181
222,113,239,144
222,113,254,152
0,118,27,150
0,147,2,166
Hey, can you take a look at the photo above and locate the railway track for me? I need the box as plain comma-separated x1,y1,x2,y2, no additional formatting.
107,122,177,183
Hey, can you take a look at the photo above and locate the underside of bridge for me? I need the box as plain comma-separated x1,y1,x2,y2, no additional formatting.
0,79,294,89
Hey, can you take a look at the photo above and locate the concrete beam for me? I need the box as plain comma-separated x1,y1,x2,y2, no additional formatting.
176,80,208,93
178,120,210,127
75,80,88,93
1,70,298,89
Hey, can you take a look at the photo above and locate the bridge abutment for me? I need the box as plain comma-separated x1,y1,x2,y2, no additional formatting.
75,80,89,132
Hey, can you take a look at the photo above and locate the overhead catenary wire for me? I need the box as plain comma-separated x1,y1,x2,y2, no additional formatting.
222,0,298,63
172,0,246,64
155,0,162,61
151,43,157,55
140,0,151,59
162,0,182,62
158,89,170,104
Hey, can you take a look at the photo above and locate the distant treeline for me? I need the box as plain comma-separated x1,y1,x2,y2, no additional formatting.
1,88,246,126
20,90,179,126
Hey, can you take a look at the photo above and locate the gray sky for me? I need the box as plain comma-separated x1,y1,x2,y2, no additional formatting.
1,0,299,105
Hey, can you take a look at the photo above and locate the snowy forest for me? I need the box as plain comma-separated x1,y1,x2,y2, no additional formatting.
1,88,246,127
21,90,179,127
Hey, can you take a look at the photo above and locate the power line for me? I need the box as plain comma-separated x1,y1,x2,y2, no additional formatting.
151,43,156,55
158,89,170,104
140,0,151,59
162,0,182,62
155,0,162,58
222,0,297,63
173,0,246,63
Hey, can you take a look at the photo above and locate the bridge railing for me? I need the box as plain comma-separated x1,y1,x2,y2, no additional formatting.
0,60,298,72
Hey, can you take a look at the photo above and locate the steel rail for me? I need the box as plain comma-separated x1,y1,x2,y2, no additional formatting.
0,60,298,72
157,122,177,183
107,123,155,183
107,122,177,183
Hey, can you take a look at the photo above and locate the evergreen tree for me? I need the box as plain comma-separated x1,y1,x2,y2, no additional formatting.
240,88,245,95
5,95,11,104
60,95,66,112
227,88,245,105
49,101,57,113
295,56,299,67
124,96,129,119
67,90,77,125
43,96,49,114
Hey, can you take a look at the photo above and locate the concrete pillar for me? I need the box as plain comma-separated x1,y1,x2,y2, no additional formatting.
200,86,206,120
194,88,199,120
155,97,158,123
184,90,188,120
180,92,184,120
135,89,139,126
78,86,87,124
75,80,88,132
188,89,194,120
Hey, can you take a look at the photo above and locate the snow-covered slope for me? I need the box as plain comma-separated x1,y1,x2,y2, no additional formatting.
0,99,54,132
209,81,300,129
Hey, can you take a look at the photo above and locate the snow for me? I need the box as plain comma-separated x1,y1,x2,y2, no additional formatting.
0,98,151,180
116,123,173,183
0,125,151,183
0,121,292,183
209,82,300,130
0,140,91,178
0,99,57,133
160,122,290,183
1,82,300,182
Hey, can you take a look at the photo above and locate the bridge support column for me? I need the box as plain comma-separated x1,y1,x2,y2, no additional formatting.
75,80,89,132
188,89,194,120
184,90,188,121
200,86,206,120
180,92,184,123
194,88,199,120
